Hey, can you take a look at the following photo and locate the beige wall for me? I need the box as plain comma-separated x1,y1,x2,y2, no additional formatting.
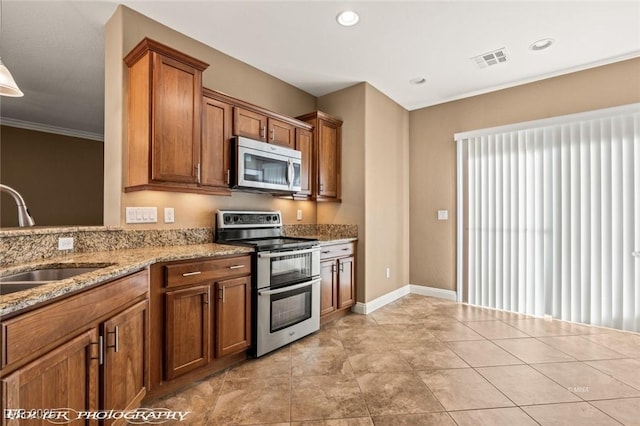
409,57,640,292
318,83,409,303
317,83,366,301
363,84,410,301
104,6,318,228
0,126,103,227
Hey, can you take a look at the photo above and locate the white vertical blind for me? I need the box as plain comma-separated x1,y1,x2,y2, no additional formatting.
456,104,640,332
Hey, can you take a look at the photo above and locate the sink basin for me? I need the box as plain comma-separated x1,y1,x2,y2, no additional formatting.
0,266,109,295
0,282,52,295
0,267,103,283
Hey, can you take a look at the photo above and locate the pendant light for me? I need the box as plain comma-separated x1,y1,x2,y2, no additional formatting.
0,57,23,97
0,0,23,97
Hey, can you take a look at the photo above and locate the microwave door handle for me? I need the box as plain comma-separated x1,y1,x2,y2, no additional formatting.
287,159,294,189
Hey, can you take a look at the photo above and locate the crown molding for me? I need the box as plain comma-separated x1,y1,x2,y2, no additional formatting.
0,117,103,142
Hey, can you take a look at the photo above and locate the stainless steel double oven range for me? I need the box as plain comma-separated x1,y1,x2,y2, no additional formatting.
215,210,320,357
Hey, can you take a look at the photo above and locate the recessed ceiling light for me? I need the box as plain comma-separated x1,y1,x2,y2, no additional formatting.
530,38,554,51
410,77,426,85
336,10,359,27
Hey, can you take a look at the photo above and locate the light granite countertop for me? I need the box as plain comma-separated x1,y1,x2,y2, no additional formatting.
0,243,253,318
316,236,358,245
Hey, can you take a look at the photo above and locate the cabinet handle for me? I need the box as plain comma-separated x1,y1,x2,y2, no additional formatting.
228,265,245,270
320,183,324,191
196,163,201,184
321,250,331,254
331,264,337,273
182,271,202,277
340,262,344,273
260,126,266,139
203,291,209,305
270,127,275,141
226,169,230,185
91,336,104,365
342,248,350,251
106,327,119,353
220,287,226,303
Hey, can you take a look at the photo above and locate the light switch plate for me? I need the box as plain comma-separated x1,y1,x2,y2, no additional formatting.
126,207,158,224
164,207,175,223
437,210,449,221
296,209,302,221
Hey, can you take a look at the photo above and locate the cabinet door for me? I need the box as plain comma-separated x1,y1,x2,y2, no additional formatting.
317,119,341,199
202,96,232,189
296,128,314,197
319,260,337,316
234,107,267,141
151,53,202,184
102,300,149,424
268,118,295,148
215,276,251,357
2,329,99,426
338,256,355,309
164,286,210,380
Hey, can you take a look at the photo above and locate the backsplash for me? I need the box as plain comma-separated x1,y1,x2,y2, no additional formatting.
1,224,358,267
0,227,212,266
283,224,358,239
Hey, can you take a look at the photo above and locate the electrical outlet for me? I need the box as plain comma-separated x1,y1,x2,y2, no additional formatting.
164,207,175,223
125,207,158,224
437,210,449,220
58,237,74,251
296,209,302,221
386,267,390,279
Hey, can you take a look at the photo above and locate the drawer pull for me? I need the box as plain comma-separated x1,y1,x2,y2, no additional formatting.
228,265,246,270
342,248,350,251
321,251,331,254
182,271,202,277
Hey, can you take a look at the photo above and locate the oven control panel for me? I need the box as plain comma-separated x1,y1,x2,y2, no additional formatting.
217,210,282,228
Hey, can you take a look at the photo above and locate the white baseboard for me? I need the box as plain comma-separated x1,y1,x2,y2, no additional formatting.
409,284,457,301
352,284,456,315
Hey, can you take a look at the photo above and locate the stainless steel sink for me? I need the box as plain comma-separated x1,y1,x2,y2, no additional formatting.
0,266,109,295
0,282,53,294
0,267,103,283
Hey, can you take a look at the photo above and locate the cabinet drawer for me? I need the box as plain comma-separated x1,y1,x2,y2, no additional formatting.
320,242,354,260
1,269,149,369
165,255,252,288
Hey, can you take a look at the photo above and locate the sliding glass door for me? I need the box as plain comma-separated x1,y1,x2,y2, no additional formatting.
456,104,640,332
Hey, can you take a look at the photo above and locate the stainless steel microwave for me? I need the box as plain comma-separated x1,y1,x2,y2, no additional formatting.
231,136,302,194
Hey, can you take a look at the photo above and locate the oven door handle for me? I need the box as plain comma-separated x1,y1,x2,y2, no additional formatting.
258,278,321,296
257,246,321,258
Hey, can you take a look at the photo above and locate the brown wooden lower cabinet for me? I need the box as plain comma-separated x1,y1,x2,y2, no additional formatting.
102,299,149,425
320,260,338,316
0,270,149,426
147,254,252,399
2,329,99,426
164,285,211,380
319,241,357,324
215,276,251,357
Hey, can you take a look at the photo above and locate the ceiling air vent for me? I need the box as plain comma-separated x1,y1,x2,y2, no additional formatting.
471,48,508,69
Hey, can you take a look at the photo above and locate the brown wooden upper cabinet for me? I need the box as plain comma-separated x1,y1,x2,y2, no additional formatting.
124,38,219,194
296,127,314,197
234,107,296,148
202,90,233,192
297,111,343,202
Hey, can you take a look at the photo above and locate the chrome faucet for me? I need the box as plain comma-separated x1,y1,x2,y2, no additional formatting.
0,184,35,227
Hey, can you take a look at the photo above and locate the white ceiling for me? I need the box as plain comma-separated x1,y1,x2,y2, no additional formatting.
1,1,639,138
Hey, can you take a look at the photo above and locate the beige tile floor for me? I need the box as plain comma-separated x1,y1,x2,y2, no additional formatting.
146,294,640,425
